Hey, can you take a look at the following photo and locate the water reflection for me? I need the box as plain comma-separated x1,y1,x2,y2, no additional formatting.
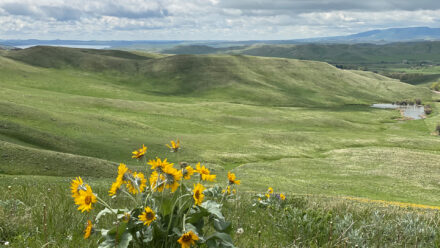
371,104,425,120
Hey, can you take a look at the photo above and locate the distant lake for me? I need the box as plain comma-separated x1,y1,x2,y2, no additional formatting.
15,44,111,49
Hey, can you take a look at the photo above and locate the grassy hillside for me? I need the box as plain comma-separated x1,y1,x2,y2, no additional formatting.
3,47,431,107
163,42,440,85
5,46,162,74
1,46,440,247
0,46,438,202
163,42,440,65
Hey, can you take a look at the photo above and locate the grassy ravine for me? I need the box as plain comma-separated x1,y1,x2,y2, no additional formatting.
1,46,440,246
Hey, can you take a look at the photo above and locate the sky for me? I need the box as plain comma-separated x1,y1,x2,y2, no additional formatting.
0,0,440,40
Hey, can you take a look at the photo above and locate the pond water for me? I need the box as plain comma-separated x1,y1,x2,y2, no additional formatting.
371,104,425,120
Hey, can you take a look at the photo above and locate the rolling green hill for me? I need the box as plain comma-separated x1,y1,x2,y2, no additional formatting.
162,42,440,85
3,46,431,107
163,42,440,65
0,46,439,205
5,46,161,73
2,46,440,247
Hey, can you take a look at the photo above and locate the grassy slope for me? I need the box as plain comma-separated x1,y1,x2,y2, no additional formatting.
0,47,439,207
163,42,440,65
3,46,440,247
3,174,440,247
163,42,440,85
4,46,431,106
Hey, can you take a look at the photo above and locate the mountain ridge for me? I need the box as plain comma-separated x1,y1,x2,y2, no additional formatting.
2,27,440,50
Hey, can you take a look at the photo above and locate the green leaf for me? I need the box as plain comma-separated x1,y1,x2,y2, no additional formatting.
99,232,133,248
204,185,223,198
95,208,128,223
205,232,235,248
142,227,153,243
187,207,209,224
201,200,225,220
95,208,114,222
99,222,132,248
213,219,231,233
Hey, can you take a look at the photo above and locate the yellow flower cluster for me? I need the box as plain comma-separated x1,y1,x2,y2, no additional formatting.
227,171,240,185
132,144,147,159
70,177,97,212
195,163,216,181
148,158,183,192
222,171,240,196
69,140,237,248
108,163,147,196
166,139,180,152
262,187,286,201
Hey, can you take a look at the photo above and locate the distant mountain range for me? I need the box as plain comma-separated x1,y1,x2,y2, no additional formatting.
299,27,440,43
1,27,440,50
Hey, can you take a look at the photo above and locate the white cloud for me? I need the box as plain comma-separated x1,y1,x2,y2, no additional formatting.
0,0,439,40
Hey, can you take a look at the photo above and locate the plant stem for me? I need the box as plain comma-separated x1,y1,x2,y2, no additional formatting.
96,196,117,215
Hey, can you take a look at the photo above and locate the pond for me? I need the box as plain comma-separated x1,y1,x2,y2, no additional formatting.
371,104,425,120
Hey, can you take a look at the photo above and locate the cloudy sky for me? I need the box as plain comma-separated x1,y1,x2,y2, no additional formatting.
0,0,440,40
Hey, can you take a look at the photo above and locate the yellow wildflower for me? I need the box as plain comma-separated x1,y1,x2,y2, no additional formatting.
149,171,165,192
195,163,216,182
178,231,199,248
138,207,156,226
74,184,97,213
162,165,183,192
183,166,194,180
108,163,128,196
265,193,270,199
280,194,286,200
70,177,85,198
148,158,173,173
193,183,205,206
117,163,129,181
227,171,240,185
122,212,130,223
166,139,180,152
132,144,147,159
268,187,274,194
126,172,147,194
222,186,231,195
84,220,93,239
108,180,122,196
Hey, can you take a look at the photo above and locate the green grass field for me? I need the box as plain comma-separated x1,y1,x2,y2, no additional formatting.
161,42,440,86
1,46,440,247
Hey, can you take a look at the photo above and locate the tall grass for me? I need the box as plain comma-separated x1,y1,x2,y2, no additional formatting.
1,175,440,247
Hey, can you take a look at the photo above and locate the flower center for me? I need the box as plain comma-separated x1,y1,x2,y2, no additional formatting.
85,195,92,205
146,212,154,220
182,234,192,242
195,190,200,199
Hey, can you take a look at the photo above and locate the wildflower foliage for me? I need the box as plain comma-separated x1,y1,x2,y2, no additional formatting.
253,187,286,209
69,141,238,248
